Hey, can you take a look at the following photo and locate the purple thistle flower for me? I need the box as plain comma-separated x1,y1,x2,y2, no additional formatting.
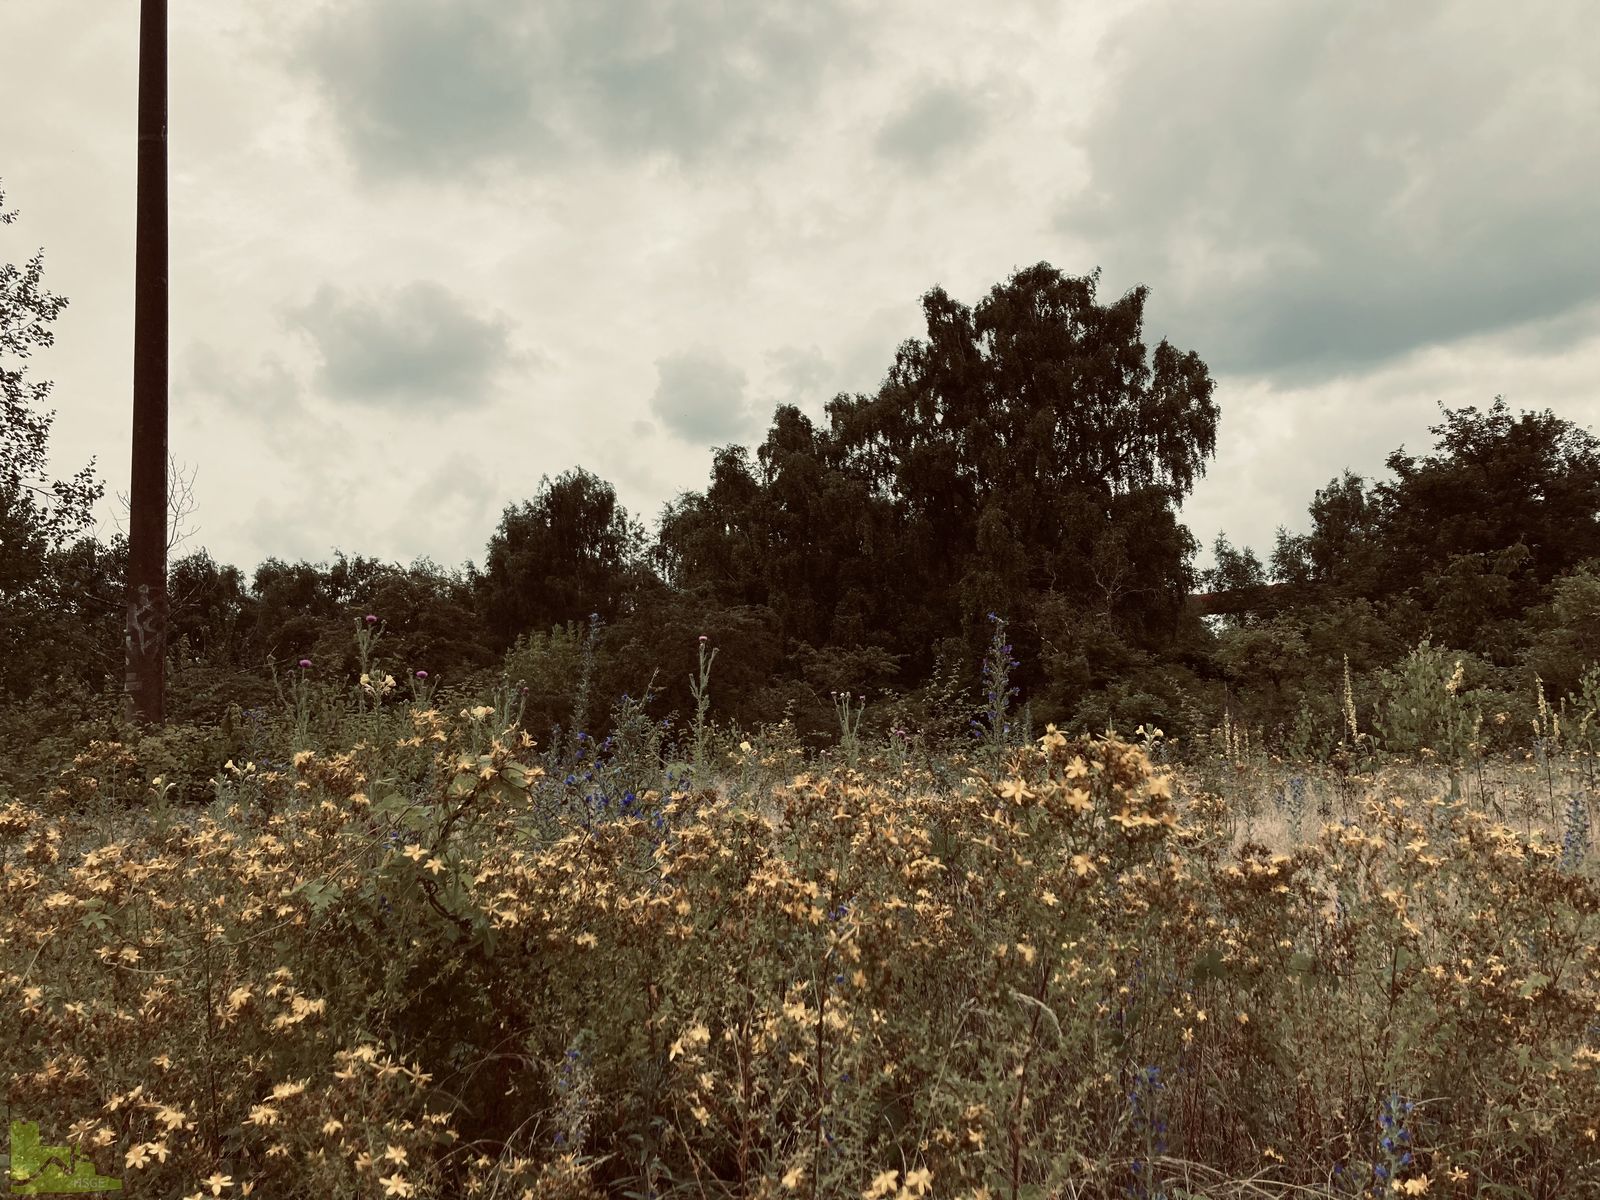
364,614,378,625
298,658,312,669
415,669,428,679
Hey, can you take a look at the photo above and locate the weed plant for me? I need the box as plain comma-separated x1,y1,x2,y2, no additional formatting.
3,628,1600,1198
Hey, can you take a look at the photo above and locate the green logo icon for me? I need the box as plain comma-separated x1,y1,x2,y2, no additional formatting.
6,1121,123,1194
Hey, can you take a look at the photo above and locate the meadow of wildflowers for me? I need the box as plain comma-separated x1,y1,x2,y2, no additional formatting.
3,622,1599,1200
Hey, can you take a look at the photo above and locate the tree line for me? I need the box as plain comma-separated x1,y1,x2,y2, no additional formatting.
7,178,1600,762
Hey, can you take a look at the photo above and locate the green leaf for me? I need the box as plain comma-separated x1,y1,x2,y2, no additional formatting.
1518,972,1552,999
1191,946,1233,983
292,879,343,917
77,897,110,934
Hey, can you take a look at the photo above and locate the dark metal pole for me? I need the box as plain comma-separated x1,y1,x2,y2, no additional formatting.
126,0,168,725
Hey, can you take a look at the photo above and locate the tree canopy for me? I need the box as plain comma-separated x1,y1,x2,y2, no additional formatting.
480,468,649,647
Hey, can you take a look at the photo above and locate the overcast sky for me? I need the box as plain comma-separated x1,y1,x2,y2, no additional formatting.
6,0,1599,579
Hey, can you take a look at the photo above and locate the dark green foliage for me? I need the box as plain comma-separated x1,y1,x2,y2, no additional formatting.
0,181,105,702
1524,560,1600,699
657,264,1218,726
1207,397,1600,750
169,549,251,665
600,595,787,739
12,216,1600,773
1298,469,1388,596
481,467,650,648
1379,396,1600,598
823,263,1216,682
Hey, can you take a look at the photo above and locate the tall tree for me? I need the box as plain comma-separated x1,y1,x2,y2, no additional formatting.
0,182,104,700
1377,396,1600,597
1201,533,1270,626
824,262,1218,673
481,468,649,646
1297,470,1386,596
753,405,898,650
654,446,768,606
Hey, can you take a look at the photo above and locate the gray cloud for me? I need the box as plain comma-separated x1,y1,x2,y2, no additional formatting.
1064,0,1600,382
289,281,514,410
874,82,990,172
650,349,754,444
297,1,553,180
764,343,833,404
297,0,870,181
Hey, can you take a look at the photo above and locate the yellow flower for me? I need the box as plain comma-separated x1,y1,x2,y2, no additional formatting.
904,1166,933,1194
781,1165,807,1190
380,1173,415,1197
998,778,1034,803
154,1106,189,1132
201,1173,233,1195
864,1168,899,1199
1401,1176,1430,1195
